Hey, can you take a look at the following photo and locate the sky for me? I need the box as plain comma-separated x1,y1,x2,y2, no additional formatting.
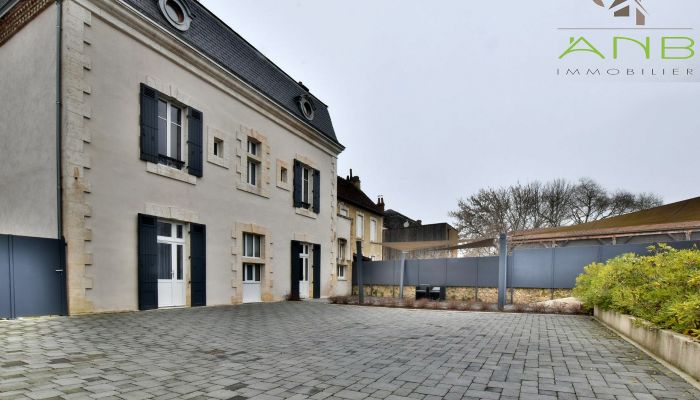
201,0,700,224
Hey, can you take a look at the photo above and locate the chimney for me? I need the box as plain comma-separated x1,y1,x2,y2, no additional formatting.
348,169,361,190
377,195,385,212
416,220,422,226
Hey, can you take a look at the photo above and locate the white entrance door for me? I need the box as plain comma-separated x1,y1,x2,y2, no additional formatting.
157,221,186,308
242,264,262,303
299,244,310,299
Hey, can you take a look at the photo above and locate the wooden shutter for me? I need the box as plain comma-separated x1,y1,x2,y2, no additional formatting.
187,108,204,177
190,223,206,307
137,214,158,310
313,243,321,299
290,241,302,300
292,160,303,208
139,84,159,163
312,169,321,214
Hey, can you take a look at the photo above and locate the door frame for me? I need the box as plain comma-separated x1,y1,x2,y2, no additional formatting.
156,220,186,308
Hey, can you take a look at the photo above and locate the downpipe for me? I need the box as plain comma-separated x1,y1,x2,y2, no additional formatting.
55,0,63,240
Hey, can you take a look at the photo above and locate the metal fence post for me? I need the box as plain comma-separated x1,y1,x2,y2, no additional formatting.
498,233,508,311
399,251,406,299
356,241,364,304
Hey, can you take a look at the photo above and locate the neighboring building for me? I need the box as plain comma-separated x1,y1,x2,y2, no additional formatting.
0,0,345,314
383,211,459,260
384,209,422,230
510,196,700,248
336,172,384,270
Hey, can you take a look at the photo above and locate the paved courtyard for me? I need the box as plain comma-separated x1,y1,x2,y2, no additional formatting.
1,303,698,400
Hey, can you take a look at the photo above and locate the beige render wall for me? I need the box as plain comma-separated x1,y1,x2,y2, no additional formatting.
64,0,340,313
0,7,57,239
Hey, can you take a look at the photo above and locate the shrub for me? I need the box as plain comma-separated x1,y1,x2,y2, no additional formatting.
328,295,349,305
470,302,485,311
415,298,430,309
447,300,461,310
402,297,415,308
573,245,700,339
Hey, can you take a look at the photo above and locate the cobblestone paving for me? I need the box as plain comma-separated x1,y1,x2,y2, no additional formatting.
1,302,698,400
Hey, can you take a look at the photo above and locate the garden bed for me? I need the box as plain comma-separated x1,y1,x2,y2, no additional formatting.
328,295,584,315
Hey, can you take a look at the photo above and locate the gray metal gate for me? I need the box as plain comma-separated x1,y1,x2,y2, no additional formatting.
1,235,67,319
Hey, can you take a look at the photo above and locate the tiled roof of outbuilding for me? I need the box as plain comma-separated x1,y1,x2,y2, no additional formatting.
337,177,383,215
120,0,340,145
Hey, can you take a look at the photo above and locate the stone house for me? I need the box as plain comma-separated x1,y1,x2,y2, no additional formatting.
336,171,384,285
0,0,345,314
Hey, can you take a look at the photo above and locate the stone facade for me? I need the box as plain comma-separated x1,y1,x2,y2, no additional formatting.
1,0,343,314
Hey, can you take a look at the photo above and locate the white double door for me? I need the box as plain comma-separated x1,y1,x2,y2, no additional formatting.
242,264,262,303
157,222,186,308
299,244,310,299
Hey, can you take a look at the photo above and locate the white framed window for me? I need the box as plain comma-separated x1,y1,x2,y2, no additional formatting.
300,244,310,281
243,233,262,258
370,218,378,242
156,221,185,280
338,239,347,262
157,99,184,168
246,138,261,187
356,214,364,238
339,205,349,218
213,138,223,157
337,264,346,280
301,166,313,209
243,263,261,282
247,139,259,156
247,159,259,186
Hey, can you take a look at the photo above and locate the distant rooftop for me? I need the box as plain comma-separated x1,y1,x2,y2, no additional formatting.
511,196,700,242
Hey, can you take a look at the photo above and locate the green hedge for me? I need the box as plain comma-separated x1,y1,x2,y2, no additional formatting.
573,244,700,339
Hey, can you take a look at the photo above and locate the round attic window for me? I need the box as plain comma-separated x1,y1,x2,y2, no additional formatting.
159,0,192,31
297,96,315,121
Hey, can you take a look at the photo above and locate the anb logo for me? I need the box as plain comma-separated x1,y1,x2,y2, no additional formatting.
592,0,647,26
555,0,696,79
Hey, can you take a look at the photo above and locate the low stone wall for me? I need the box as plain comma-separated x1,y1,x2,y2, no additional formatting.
352,286,572,304
595,307,700,383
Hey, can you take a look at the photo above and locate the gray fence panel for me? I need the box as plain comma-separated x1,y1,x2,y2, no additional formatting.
477,257,499,287
405,260,420,286
600,243,651,261
417,258,447,286
446,258,478,286
12,236,65,318
364,260,399,285
512,248,553,288
553,246,600,288
0,235,10,318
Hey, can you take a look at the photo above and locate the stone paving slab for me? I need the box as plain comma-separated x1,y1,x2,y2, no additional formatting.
1,303,698,399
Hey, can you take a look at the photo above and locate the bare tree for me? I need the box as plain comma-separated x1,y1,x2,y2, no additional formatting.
450,178,662,240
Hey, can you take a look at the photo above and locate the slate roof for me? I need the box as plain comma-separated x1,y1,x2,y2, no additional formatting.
0,0,16,16
511,196,700,242
337,177,383,215
119,0,340,145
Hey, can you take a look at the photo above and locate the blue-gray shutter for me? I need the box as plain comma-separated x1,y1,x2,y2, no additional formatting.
312,169,321,214
187,108,203,177
139,84,159,163
137,214,158,310
313,243,321,299
290,241,302,300
190,223,206,307
293,160,303,208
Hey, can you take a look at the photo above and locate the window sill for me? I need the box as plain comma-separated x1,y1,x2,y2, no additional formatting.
207,154,230,169
146,162,197,185
295,207,317,219
236,183,269,199
241,257,264,264
337,278,347,282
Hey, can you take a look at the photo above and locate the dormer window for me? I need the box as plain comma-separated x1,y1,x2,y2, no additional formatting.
296,95,316,121
159,0,193,31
